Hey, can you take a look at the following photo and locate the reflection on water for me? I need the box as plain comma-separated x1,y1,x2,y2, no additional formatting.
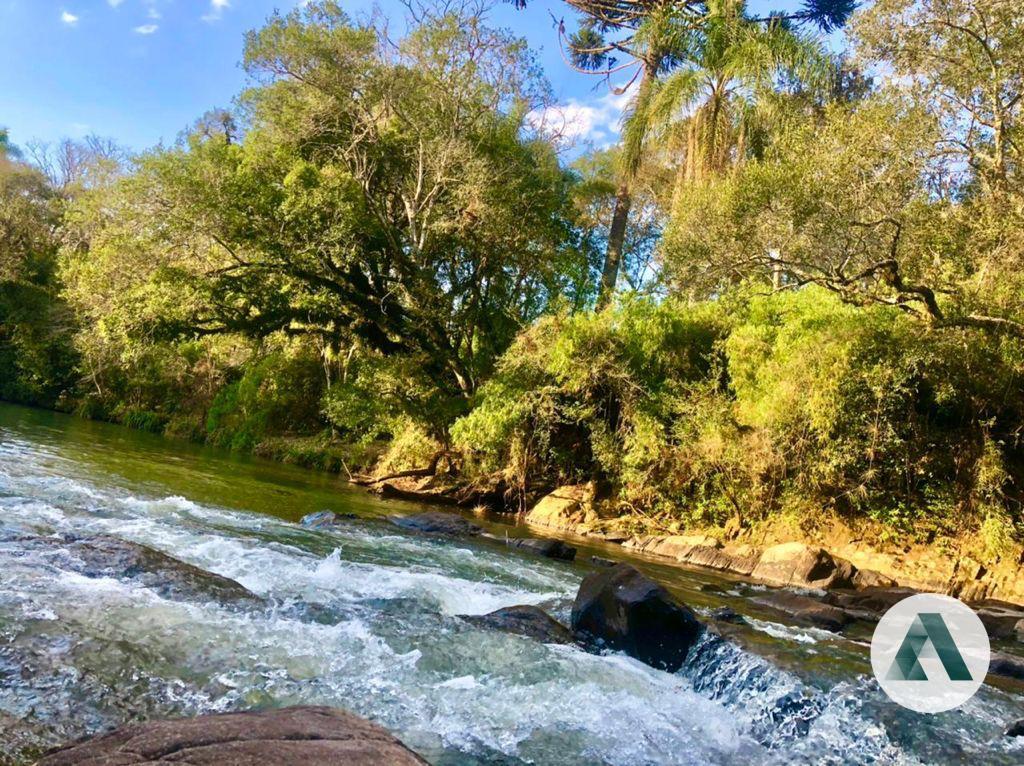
0,403,1021,765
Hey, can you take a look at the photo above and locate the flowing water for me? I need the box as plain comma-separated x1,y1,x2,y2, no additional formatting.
0,402,1022,765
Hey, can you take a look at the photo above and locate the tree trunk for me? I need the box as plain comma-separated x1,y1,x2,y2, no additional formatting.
597,180,632,309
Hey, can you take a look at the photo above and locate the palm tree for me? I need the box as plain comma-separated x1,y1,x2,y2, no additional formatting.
644,0,832,208
515,0,851,306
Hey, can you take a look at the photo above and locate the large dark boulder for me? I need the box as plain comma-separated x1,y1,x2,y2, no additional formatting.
36,706,426,765
24,534,260,606
1006,718,1024,737
462,605,574,644
571,564,702,672
389,511,482,538
505,537,577,561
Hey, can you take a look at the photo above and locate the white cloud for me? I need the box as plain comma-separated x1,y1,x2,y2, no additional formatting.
60,10,79,25
202,0,230,22
147,7,161,20
134,23,158,34
526,86,634,149
107,0,125,7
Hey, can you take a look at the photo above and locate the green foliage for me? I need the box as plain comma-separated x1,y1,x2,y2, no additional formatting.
205,349,326,451
456,288,1024,534
452,296,728,501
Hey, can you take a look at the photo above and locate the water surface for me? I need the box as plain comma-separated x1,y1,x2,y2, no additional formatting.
1,403,1021,765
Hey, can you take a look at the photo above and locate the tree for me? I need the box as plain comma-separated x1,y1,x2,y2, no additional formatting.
647,1,831,201
854,0,1024,197
514,0,855,307
62,1,590,436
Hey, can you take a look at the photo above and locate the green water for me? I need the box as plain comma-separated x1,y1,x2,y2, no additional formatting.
1,402,1022,765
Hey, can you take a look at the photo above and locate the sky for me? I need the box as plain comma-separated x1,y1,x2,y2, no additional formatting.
0,1,826,154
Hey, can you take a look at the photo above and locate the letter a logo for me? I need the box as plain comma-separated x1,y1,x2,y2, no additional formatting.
871,594,989,713
885,613,973,681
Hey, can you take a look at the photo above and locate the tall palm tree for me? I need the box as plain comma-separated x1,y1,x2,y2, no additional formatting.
643,0,832,208
515,0,851,306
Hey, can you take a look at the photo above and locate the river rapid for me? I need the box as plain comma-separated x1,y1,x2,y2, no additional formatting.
0,403,1022,765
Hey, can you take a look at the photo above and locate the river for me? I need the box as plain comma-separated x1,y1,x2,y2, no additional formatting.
0,402,1022,765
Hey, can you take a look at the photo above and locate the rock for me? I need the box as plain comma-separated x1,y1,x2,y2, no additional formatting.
750,543,856,589
36,706,426,765
33,534,260,606
755,590,852,632
989,651,1024,681
462,605,574,644
571,563,702,672
505,537,577,561
1015,618,1024,643
389,511,482,537
1005,718,1024,737
710,606,745,624
975,603,1024,641
590,556,617,568
851,568,897,589
625,536,760,577
300,511,357,528
824,586,917,618
524,484,594,533
582,528,631,543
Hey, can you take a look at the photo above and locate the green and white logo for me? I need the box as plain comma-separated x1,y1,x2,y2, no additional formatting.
871,593,989,713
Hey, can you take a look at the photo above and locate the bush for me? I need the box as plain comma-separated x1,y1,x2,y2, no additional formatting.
454,287,1024,537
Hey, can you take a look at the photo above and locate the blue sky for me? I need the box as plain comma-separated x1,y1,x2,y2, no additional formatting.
0,1,827,153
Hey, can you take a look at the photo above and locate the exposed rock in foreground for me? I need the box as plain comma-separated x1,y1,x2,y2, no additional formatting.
19,534,260,606
571,564,702,672
462,605,574,644
389,511,483,537
36,706,426,765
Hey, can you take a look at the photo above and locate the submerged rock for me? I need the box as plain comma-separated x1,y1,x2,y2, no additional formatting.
30,534,260,606
754,591,852,633
300,510,356,528
462,605,574,644
571,563,702,672
710,606,746,625
505,536,577,561
36,706,427,765
389,511,483,537
1006,718,1024,737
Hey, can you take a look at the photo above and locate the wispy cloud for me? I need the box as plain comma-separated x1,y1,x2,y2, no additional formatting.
134,23,158,35
527,87,634,149
60,10,79,26
201,0,230,22
107,0,125,7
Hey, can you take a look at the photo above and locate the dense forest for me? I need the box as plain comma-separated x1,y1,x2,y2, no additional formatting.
3,0,1024,560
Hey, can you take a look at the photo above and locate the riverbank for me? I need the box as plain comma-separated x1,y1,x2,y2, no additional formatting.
363,474,1024,611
